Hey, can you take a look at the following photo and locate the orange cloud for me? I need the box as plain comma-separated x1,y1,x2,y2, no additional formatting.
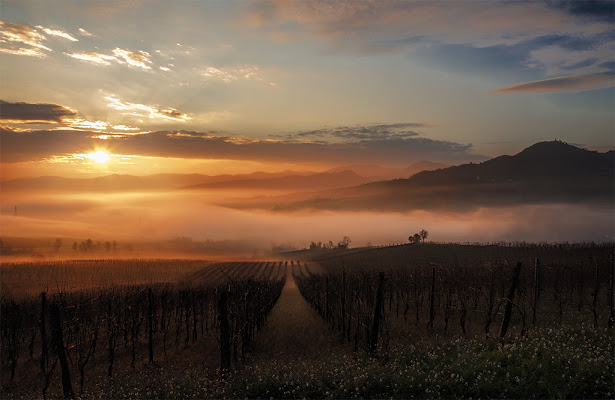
78,28,93,37
0,125,482,166
201,65,275,86
105,94,190,121
0,20,51,57
36,26,78,42
488,72,615,93
112,48,152,70
65,51,117,65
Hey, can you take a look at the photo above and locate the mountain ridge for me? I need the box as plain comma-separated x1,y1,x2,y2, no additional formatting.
223,141,614,212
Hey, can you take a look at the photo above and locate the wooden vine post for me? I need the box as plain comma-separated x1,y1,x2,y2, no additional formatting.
218,288,231,377
369,272,385,356
499,261,522,338
50,303,75,399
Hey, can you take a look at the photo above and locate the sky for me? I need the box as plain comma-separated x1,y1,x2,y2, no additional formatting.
0,0,614,180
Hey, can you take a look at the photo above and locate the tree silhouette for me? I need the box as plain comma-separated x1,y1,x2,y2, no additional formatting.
420,229,428,243
53,239,62,252
338,236,351,249
409,233,421,243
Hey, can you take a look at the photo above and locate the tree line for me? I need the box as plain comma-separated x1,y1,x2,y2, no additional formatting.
309,236,351,250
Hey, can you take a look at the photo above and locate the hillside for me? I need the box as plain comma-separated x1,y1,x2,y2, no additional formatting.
182,170,371,191
224,141,614,212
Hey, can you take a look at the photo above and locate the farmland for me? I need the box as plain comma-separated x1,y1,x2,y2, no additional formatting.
1,242,613,399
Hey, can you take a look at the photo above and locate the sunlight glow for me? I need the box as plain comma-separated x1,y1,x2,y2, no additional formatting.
84,150,111,164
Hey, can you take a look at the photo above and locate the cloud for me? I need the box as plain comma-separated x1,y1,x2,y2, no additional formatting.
112,48,152,70
277,123,435,143
242,1,613,79
0,100,77,123
0,20,51,57
548,0,615,22
599,61,615,70
0,125,483,166
559,58,599,71
66,48,155,70
243,1,612,48
0,100,130,132
0,46,48,57
415,29,614,80
488,72,615,93
0,127,94,162
65,51,117,65
105,94,190,121
78,28,93,37
36,26,78,42
66,48,156,71
201,65,275,86
62,118,108,131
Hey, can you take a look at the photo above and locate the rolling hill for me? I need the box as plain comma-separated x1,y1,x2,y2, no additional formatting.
223,141,614,212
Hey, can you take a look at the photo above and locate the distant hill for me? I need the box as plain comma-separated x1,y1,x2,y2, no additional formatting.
1,171,313,192
2,162,449,193
182,170,371,191
223,141,614,212
406,141,613,185
405,160,450,177
327,161,450,179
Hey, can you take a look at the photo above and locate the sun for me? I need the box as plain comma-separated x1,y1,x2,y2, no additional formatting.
84,150,111,164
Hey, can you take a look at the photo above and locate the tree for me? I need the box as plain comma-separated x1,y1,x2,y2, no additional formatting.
338,236,351,249
409,233,421,243
419,229,428,243
53,239,62,252
72,242,78,252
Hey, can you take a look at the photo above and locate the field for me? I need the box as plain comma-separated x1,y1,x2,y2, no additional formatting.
1,243,613,399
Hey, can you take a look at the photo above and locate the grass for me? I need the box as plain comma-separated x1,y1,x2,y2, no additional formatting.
217,324,613,399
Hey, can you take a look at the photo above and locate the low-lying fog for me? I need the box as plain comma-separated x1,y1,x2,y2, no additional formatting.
1,188,613,252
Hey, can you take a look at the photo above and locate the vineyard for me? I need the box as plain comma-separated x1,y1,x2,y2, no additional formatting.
295,243,614,356
0,260,290,399
1,243,614,399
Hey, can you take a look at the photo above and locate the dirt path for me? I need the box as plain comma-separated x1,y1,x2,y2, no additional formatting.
248,266,340,360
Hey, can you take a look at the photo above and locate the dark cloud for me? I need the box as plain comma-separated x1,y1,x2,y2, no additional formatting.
522,32,613,52
282,123,429,142
158,109,189,120
415,42,540,82
599,61,615,70
560,58,599,71
416,30,614,80
0,100,77,123
547,0,615,22
0,126,484,165
0,128,93,162
488,72,615,93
